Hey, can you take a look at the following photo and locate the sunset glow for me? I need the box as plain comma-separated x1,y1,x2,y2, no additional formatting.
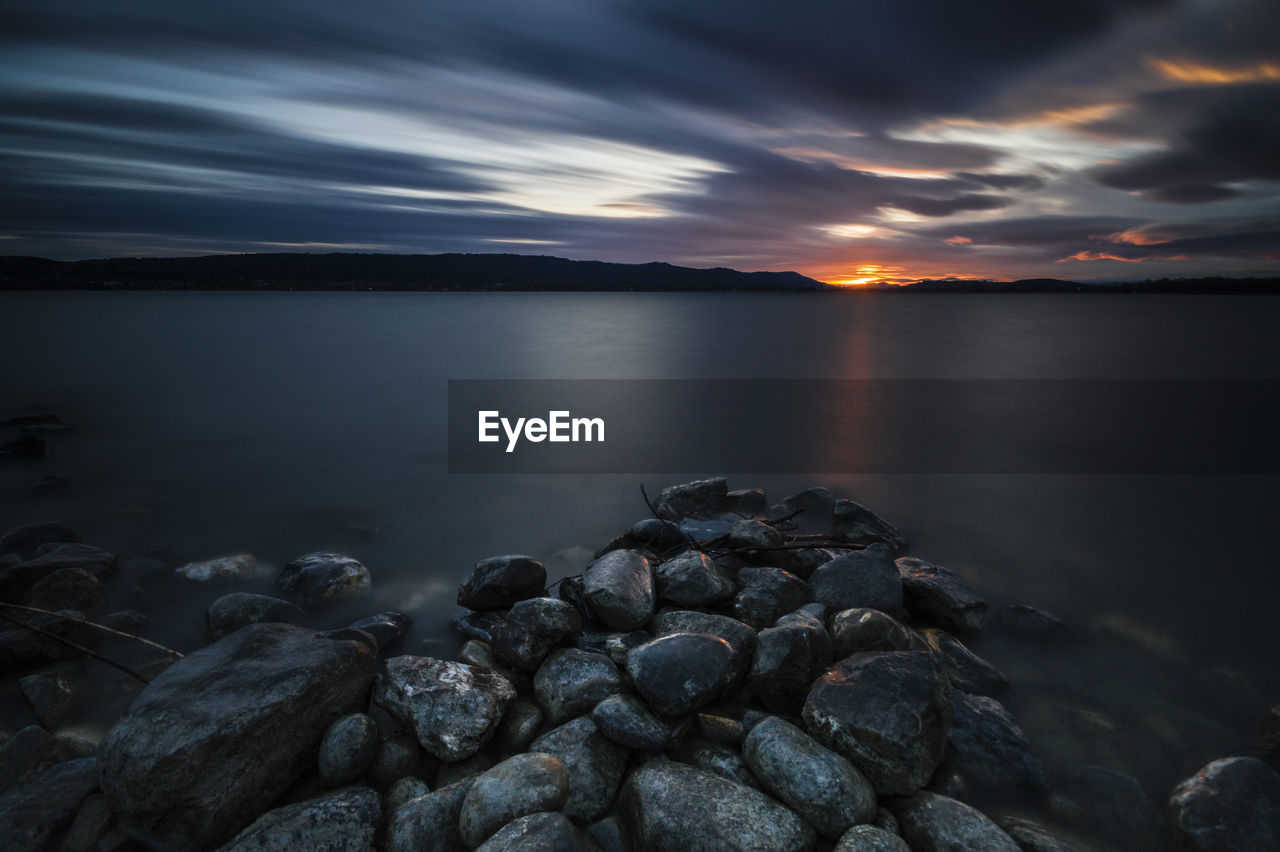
1146,56,1280,85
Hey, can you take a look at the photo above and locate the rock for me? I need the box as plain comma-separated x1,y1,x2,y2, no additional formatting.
174,553,266,583
498,700,544,752
23,566,103,614
62,792,113,852
437,752,493,788
374,656,516,762
386,777,430,814
491,597,581,672
0,607,93,668
207,593,304,640
459,753,570,848
873,807,899,835
97,623,377,848
369,734,426,791
679,518,734,544
652,609,756,680
996,605,1071,641
587,814,631,852
832,499,906,552
0,544,113,602
998,817,1080,852
597,518,687,559
948,691,1046,793
19,670,75,729
453,611,505,644
476,811,599,851
0,725,63,793
53,730,98,760
622,761,814,851
627,632,735,716
582,550,654,631
803,651,953,795
575,629,651,666
670,739,760,788
727,520,785,550
834,825,910,851
696,712,745,745
277,552,371,603
530,717,627,822
0,757,98,851
319,713,380,787
218,786,380,852
1050,766,1164,851
1169,756,1280,852
773,547,838,580
744,716,876,838
809,544,902,615
458,555,547,611
592,694,669,751
896,557,988,633
724,488,768,515
749,605,832,714
829,608,916,658
654,551,735,606
891,791,1020,851
784,487,836,524
734,565,811,630
345,611,410,652
534,648,623,724
0,522,77,557
656,477,728,519
385,779,475,852
918,628,1010,695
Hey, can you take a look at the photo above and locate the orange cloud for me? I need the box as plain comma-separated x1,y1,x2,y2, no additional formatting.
1058,250,1188,263
1104,227,1170,247
943,235,973,245
1146,56,1280,85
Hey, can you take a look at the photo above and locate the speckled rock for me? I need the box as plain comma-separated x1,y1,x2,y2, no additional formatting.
891,791,1020,851
24,566,103,615
809,544,902,615
385,778,475,852
1169,757,1280,852
369,734,425,791
592,694,669,751
476,811,600,851
534,648,623,724
457,556,547,611
654,551,735,606
0,758,98,852
656,477,728,519
529,717,627,822
498,700,544,752
749,605,832,714
345,611,410,652
831,500,906,552
490,597,581,672
627,632,735,716
385,777,430,814
653,610,756,681
834,825,910,852
896,557,987,633
582,550,654,631
374,656,516,762
175,553,266,583
207,593,304,640
218,786,380,852
276,552,371,603
669,738,760,789
734,565,811,630
724,488,768,515
829,608,916,658
319,713,381,787
727,520,785,550
459,753,570,848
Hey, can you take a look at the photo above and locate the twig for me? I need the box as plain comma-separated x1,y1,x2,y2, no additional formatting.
0,611,153,684
0,602,183,658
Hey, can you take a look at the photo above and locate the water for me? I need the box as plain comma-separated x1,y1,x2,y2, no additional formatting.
3,291,1278,804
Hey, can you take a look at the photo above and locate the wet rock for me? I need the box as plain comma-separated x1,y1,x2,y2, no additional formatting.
597,518,686,559
627,632,735,716
24,566,103,615
832,499,905,551
803,650,953,795
749,605,832,714
530,717,627,822
724,488,768,515
727,519,785,550
534,648,623,723
62,792,113,852
344,610,410,652
873,807,899,835
670,738,760,788
491,597,581,672
385,778,474,852
829,607,916,658
809,544,902,615
696,712,745,745
437,752,493,788
498,700,544,752
654,550,735,606
0,544,113,602
457,639,503,671
0,521,78,558
896,557,988,633
1050,766,1164,851
277,552,372,603
948,691,1046,793
834,825,910,851
734,565,811,630
998,817,1080,852
374,656,516,762
459,753,570,848
0,725,63,793
319,713,380,787
587,814,631,852
207,592,304,640
219,785,380,852
773,546,838,580
0,757,98,851
458,555,547,611
97,624,376,848
1169,756,1280,852
575,629,651,666
744,716,876,837
452,611,505,644
592,694,669,751
784,487,836,524
997,605,1072,642
385,777,430,814
919,628,1010,695
476,811,599,851
891,791,1019,851
622,761,814,852
679,518,734,544
369,734,425,791
656,477,728,519
19,669,75,729
174,553,266,583
582,550,654,631
652,609,756,680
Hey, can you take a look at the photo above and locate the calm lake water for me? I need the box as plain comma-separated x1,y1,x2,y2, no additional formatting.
2,291,1278,801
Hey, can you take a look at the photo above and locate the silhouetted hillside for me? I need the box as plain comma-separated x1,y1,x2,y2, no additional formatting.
900,276,1280,293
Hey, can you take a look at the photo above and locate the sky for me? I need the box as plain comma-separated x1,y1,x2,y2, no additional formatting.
2,0,1278,283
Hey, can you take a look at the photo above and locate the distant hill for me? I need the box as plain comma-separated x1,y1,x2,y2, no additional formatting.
898,276,1280,293
0,253,828,292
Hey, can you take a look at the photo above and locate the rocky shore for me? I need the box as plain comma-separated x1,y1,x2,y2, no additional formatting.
1,476,1278,850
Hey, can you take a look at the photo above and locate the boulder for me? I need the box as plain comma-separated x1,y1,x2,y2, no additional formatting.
654,551,735,606
744,716,876,838
61,791,113,852
696,713,745,745
948,692,1047,793
1169,756,1280,852
218,786,380,852
174,553,265,583
318,713,380,787
592,694,669,751
627,632,736,716
276,552,371,603
498,700,544,752
803,651,953,795
831,500,906,552
896,557,988,633
207,593,304,640
0,757,98,851
574,629,651,666
0,544,113,602
622,761,814,851
918,628,1009,695
582,550,654,631
723,488,768,516
670,739,760,789
529,717,627,822
835,825,910,851
809,544,902,615
437,753,493,789
374,656,516,762
457,556,546,611
891,791,1020,851
783,487,836,524
385,778,475,852
0,607,93,668
596,518,686,560
829,608,916,658
773,547,838,580
533,648,623,723
490,597,581,672
652,610,756,681
459,753,570,848
97,623,376,848
656,477,728,519
476,811,600,851
734,565,811,630
749,605,832,714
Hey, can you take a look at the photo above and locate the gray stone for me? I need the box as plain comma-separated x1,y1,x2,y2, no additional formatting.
996,605,1072,641
499,699,544,752
458,555,547,611
218,785,380,852
891,791,1019,851
998,817,1080,852
0,544,112,603
749,605,832,714
19,669,75,729
948,692,1047,793
344,611,410,652
670,738,760,788
0,757,98,852
0,607,93,668
61,792,114,852
0,725,62,793
369,734,426,790
385,777,430,814
319,713,380,787
207,592,304,640
744,716,876,838
727,520,785,550
385,779,475,852
803,651,953,795
98,623,376,849
919,628,1010,695
622,761,814,852
276,552,372,603
530,717,627,822
582,550,654,631
696,713,745,745
534,648,623,724
656,477,728,519
831,500,906,552
809,544,902,615
627,632,735,716
679,518,734,544
596,518,686,560
653,609,756,681
374,656,516,762
830,608,916,658
1169,756,1280,852
175,553,265,583
23,566,103,615
437,752,493,788
592,694,669,751
784,487,836,524
459,752,570,848
654,551,735,606
574,629,651,666
491,597,581,672
734,565,811,630
452,611,505,644
896,557,988,633
0,522,78,557
587,814,631,852
724,488,768,516
834,825,911,852
476,811,600,851
773,547,838,580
